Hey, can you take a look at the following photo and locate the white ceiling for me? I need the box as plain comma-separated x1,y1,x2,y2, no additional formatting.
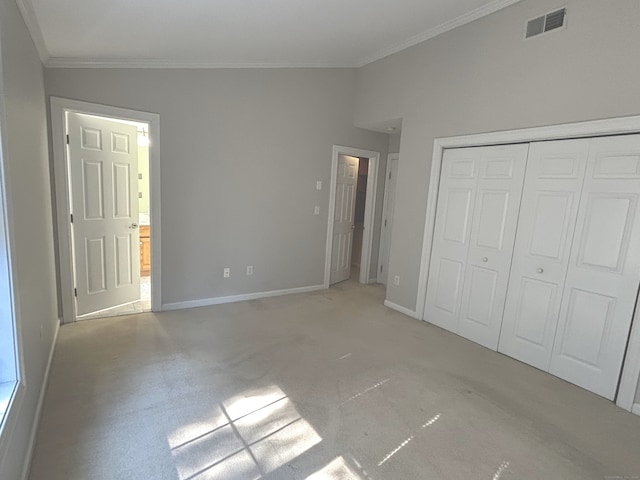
19,0,521,68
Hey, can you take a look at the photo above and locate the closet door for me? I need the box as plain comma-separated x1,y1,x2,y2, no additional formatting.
550,135,640,399
424,148,480,332
498,140,589,370
457,144,529,349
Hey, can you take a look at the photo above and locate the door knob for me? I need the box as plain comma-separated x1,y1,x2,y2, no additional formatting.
351,225,356,229
129,223,139,229
482,257,488,263
537,268,544,273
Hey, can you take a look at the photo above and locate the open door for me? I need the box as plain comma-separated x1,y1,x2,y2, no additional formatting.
67,112,140,315
330,155,359,285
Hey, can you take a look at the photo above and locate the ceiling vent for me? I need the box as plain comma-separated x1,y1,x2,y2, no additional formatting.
525,8,567,39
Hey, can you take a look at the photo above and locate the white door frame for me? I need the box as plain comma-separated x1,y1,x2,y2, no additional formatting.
324,145,380,287
377,153,399,284
414,114,640,413
51,97,162,322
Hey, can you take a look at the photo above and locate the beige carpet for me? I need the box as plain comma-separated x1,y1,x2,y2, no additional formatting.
28,280,640,479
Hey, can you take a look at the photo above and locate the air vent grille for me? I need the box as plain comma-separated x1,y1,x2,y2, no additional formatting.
526,8,567,39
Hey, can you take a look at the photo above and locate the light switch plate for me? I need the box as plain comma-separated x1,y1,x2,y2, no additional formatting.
314,206,320,215
316,181,322,190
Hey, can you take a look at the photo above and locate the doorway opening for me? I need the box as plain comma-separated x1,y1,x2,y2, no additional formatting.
51,97,161,323
324,146,380,288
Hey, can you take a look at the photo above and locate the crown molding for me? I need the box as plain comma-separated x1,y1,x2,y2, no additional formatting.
45,57,355,69
16,0,50,63
357,0,523,67
37,0,521,70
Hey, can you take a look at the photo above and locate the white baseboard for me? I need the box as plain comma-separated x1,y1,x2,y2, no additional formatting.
384,300,419,319
632,403,640,417
21,318,60,480
162,284,326,311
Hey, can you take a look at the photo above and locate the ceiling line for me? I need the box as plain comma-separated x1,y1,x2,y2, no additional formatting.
23,0,523,70
356,0,523,67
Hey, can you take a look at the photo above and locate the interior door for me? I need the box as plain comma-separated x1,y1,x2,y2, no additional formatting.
423,147,480,332
498,139,589,370
330,155,359,285
549,135,640,399
456,144,529,349
68,112,140,316
379,154,399,285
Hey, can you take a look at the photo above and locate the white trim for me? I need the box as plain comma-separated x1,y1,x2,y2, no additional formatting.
632,403,640,417
15,0,50,64
162,284,325,311
20,318,59,480
45,57,354,69
377,153,399,284
357,0,523,66
414,114,640,412
50,97,162,322
383,300,419,319
324,146,381,288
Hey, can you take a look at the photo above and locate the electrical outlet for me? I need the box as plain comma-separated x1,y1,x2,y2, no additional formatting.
393,275,400,286
246,265,253,276
316,180,322,190
314,206,320,215
223,268,230,278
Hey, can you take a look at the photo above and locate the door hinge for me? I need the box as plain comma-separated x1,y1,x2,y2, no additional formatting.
70,213,74,223
66,134,70,145
74,288,77,297
380,265,383,273
389,171,392,180
384,219,387,227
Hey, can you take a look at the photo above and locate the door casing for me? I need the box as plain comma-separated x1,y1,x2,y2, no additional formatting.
324,145,380,287
413,114,640,414
51,97,162,323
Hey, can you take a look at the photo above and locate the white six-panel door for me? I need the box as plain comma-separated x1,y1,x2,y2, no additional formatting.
424,144,528,347
330,155,359,285
68,112,140,315
424,147,480,332
457,144,529,349
378,154,399,285
549,135,640,399
498,140,590,370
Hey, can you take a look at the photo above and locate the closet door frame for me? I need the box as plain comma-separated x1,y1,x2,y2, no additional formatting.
415,114,640,414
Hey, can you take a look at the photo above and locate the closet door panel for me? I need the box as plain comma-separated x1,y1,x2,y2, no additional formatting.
457,144,529,349
498,140,590,370
550,135,640,399
424,148,479,332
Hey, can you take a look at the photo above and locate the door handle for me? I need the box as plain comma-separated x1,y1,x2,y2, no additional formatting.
537,268,544,273
351,225,356,229
129,223,139,229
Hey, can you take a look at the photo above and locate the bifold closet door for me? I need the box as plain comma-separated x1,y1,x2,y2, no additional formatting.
549,135,640,399
456,145,529,349
424,144,528,346
498,140,590,370
424,147,480,332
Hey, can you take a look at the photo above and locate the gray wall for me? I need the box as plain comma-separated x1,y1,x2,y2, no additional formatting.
353,0,640,405
0,0,59,478
388,133,401,154
355,0,640,308
44,68,389,305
